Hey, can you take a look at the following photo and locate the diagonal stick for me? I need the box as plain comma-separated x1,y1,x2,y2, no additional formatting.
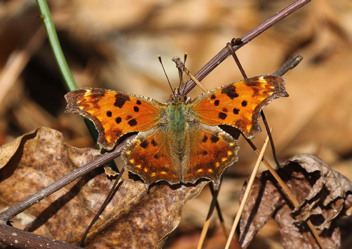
225,130,270,249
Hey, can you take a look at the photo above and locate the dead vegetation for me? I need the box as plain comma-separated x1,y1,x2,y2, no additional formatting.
1,0,352,248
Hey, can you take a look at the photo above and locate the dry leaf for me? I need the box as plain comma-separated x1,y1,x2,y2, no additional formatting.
239,154,352,249
0,127,206,248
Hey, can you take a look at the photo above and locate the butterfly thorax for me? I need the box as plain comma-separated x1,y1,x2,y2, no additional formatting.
168,89,187,133
168,99,186,139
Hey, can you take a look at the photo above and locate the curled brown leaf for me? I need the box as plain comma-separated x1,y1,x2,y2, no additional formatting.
239,154,352,249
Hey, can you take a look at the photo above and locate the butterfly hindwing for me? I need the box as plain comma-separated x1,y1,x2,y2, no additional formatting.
65,88,166,150
122,121,240,188
122,127,180,186
189,75,288,138
182,123,239,187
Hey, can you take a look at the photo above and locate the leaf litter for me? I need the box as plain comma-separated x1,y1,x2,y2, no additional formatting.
239,154,352,249
0,127,206,248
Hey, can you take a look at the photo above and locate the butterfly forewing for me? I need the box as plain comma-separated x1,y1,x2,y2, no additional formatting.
189,75,288,138
65,88,166,150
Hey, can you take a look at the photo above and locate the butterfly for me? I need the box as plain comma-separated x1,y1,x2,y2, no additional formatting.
65,75,288,188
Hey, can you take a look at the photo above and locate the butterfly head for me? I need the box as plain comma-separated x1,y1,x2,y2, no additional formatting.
169,87,186,103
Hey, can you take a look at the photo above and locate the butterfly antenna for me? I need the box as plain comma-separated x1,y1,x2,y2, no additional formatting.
183,52,188,65
172,56,208,93
158,55,173,92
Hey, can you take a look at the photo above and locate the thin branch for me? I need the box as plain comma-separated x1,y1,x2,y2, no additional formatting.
0,136,133,222
261,54,303,167
80,168,125,247
225,132,270,249
273,55,303,76
0,223,81,249
197,184,220,249
180,0,311,96
244,137,325,249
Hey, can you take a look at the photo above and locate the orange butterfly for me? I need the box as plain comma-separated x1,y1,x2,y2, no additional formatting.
65,75,288,188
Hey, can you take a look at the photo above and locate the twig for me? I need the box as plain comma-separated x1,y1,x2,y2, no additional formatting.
225,132,270,249
172,56,208,93
80,168,125,246
0,223,81,249
180,0,311,96
227,40,283,168
209,184,227,237
0,136,133,222
244,138,325,249
262,54,303,167
227,41,247,79
237,55,323,248
273,55,303,76
197,184,220,249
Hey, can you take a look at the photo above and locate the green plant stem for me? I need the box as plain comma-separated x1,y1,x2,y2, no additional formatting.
36,0,78,91
36,0,118,172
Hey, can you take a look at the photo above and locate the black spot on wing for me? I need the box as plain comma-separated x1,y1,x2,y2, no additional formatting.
114,94,130,108
115,117,122,124
202,135,208,143
140,140,148,149
210,135,219,143
233,108,240,115
106,111,112,117
218,112,227,120
151,139,157,146
221,85,239,99
128,119,137,127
